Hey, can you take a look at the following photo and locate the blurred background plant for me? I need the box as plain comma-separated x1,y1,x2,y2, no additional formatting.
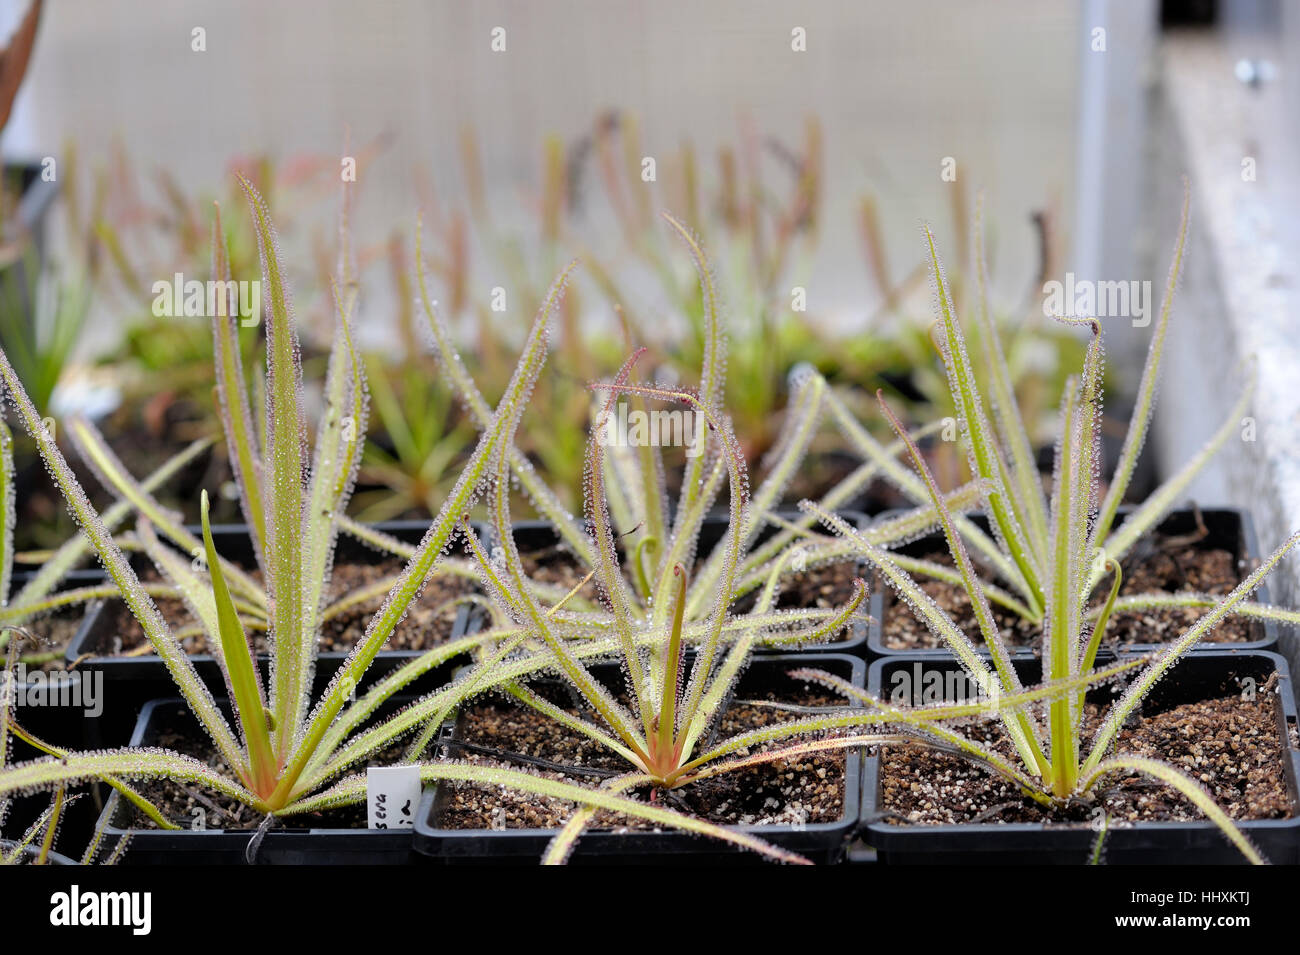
16,112,1103,536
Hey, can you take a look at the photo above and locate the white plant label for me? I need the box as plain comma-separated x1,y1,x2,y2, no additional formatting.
367,765,421,829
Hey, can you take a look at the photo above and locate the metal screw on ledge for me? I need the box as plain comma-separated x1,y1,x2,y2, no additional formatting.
1234,58,1276,89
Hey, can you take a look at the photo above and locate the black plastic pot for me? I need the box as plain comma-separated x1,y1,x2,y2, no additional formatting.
1107,507,1278,654
861,650,1300,864
64,520,485,745
866,506,1275,657
501,510,870,656
95,697,420,865
5,565,111,752
413,652,866,864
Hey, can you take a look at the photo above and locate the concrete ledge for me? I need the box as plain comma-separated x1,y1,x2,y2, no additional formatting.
1149,33,1300,679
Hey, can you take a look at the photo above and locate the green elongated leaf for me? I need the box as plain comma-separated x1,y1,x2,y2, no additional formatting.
630,390,669,547
681,578,866,760
1058,320,1104,645
0,346,245,774
1095,180,1191,543
1045,379,1081,794
287,763,810,864
747,367,825,528
134,518,220,639
925,225,1044,609
1079,559,1121,676
598,415,639,537
507,682,641,767
786,669,1050,798
238,174,308,760
822,387,1029,600
415,221,594,565
65,416,263,606
0,583,181,623
970,193,1050,552
12,436,212,610
1081,755,1264,864
668,656,1150,786
201,491,276,797
305,630,503,777
336,515,416,558
8,722,180,831
658,564,689,757
804,502,998,697
210,201,266,564
273,261,580,809
1083,529,1300,774
542,774,646,865
485,408,649,761
1097,361,1255,577
662,213,727,534
688,364,825,610
875,396,1047,778
0,748,256,808
584,351,654,728
0,419,12,607
883,553,1036,619
657,455,727,623
294,281,368,732
1096,594,1300,625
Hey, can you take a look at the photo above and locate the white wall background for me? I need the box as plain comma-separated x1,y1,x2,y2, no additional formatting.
0,0,1080,353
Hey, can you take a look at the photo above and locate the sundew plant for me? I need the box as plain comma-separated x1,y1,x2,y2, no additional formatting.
0,181,901,863
387,213,1096,863
823,188,1300,640
801,189,1300,861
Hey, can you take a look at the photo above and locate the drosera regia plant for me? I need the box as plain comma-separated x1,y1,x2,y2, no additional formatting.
417,209,982,638
799,188,1300,862
822,184,1300,641
0,182,864,863
46,179,483,652
385,213,1040,864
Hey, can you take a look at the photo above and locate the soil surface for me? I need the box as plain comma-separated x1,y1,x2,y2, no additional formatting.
881,543,1253,650
11,608,83,672
879,684,1290,832
520,543,602,604
434,684,848,832
1103,544,1254,645
731,559,863,645
880,550,1039,650
93,558,479,657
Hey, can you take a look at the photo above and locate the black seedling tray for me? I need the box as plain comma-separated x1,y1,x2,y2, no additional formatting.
861,650,1300,864
413,652,866,864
